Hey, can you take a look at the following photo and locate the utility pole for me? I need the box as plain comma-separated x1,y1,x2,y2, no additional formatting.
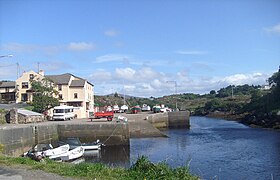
16,62,19,78
231,85,234,98
37,62,40,73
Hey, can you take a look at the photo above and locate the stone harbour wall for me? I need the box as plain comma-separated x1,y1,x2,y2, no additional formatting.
0,121,129,156
146,111,190,129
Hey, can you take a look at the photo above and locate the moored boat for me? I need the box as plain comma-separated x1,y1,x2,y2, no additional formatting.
59,146,84,161
58,137,102,150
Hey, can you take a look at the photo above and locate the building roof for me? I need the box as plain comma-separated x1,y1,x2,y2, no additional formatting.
70,79,86,87
0,81,16,88
46,73,93,86
18,109,43,116
45,73,72,85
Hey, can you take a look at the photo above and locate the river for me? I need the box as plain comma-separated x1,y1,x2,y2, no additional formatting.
84,116,280,179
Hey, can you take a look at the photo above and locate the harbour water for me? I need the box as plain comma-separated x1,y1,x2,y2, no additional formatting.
85,116,280,179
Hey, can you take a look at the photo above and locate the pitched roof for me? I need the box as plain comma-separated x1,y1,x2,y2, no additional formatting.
70,79,86,87
0,81,16,88
45,73,72,85
46,73,94,86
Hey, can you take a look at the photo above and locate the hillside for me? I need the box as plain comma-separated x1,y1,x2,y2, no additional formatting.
95,74,280,129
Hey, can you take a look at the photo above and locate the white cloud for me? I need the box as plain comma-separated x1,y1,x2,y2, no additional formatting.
95,54,130,63
67,42,96,51
1,43,39,52
219,73,269,86
40,61,72,72
89,70,112,82
175,50,208,55
0,67,17,80
104,30,119,37
1,42,96,54
264,23,280,34
88,63,271,97
115,67,136,81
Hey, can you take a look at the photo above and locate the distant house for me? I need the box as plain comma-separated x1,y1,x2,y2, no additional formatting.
0,81,16,102
15,70,94,119
16,70,44,103
46,73,94,118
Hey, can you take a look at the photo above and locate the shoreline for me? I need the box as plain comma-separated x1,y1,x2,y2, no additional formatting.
198,112,280,130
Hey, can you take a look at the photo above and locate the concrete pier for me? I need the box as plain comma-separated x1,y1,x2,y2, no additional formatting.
0,111,189,156
0,120,129,156
128,111,190,138
146,111,190,129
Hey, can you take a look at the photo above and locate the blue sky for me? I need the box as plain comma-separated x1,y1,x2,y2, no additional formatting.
0,0,280,97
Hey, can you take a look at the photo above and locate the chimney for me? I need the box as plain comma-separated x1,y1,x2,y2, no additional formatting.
39,70,45,76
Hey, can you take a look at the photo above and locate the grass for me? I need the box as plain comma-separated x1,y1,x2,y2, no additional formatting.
0,109,7,124
0,155,199,180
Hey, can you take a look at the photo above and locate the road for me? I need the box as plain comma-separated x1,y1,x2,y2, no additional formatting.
0,165,75,180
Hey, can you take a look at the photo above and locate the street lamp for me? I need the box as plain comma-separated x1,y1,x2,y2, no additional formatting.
0,55,13,58
167,80,178,110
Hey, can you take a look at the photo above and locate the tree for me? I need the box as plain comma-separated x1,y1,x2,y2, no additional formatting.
210,90,216,95
31,78,59,113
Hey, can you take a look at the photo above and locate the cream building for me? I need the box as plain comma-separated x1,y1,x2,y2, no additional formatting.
16,70,44,103
15,70,94,118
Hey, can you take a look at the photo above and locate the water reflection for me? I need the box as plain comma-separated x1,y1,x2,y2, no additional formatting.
84,145,130,167
68,117,280,179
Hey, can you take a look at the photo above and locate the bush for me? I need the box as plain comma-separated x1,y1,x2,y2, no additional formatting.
0,109,7,124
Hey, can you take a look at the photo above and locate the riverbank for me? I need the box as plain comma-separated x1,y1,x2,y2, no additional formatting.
0,155,198,180
204,111,280,129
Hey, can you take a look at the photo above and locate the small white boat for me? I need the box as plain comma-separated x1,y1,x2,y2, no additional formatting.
43,144,70,157
120,105,128,113
113,105,120,113
58,138,102,150
59,146,84,161
32,144,70,157
141,104,151,111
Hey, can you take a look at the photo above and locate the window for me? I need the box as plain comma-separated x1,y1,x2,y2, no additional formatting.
74,93,78,99
59,94,63,100
22,82,28,89
29,74,34,80
5,87,9,92
67,102,82,107
21,93,28,101
58,85,62,91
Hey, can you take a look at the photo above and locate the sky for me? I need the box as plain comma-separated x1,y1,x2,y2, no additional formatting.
0,0,280,97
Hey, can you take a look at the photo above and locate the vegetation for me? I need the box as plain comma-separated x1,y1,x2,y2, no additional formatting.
0,155,198,180
31,78,59,113
0,109,7,124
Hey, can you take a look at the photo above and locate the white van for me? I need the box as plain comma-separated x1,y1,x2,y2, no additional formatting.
53,105,75,121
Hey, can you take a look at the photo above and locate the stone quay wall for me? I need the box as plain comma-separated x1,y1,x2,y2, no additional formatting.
57,123,129,146
0,121,129,156
146,111,190,129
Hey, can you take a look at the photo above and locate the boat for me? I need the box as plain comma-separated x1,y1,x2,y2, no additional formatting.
23,144,70,161
131,105,141,114
120,105,128,113
25,144,70,157
48,146,84,161
113,105,120,113
141,104,151,111
42,144,70,157
153,105,161,113
58,137,102,150
59,146,84,161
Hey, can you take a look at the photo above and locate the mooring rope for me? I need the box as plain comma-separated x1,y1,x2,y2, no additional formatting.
102,122,122,144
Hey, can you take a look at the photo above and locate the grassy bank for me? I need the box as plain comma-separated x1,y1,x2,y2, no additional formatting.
0,155,198,180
